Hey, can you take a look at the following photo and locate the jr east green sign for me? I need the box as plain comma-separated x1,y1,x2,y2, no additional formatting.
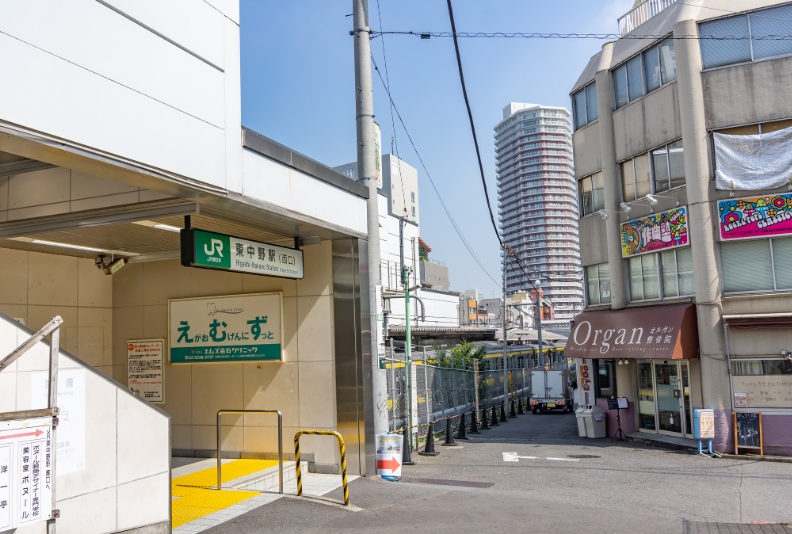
168,293,283,363
181,228,304,279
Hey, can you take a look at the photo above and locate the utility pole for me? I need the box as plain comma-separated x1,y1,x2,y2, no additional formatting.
399,216,413,451
502,250,508,405
535,280,544,367
353,0,388,440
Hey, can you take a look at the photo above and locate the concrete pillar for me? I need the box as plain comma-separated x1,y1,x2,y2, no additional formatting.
594,42,628,310
674,19,732,449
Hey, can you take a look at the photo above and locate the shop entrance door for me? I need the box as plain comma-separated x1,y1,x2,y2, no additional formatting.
636,359,693,438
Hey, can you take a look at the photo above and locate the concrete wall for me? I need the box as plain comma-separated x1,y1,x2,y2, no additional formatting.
0,313,170,534
578,215,608,267
111,241,341,467
572,121,602,179
0,0,241,192
419,261,450,292
612,82,682,163
0,248,114,376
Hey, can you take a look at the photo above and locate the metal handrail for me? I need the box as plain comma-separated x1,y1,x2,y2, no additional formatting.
216,410,283,494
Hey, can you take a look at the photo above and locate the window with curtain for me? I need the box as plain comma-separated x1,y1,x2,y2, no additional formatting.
628,248,694,301
579,171,604,216
571,82,598,131
586,262,611,306
699,5,792,70
613,38,677,110
620,153,651,202
722,236,792,293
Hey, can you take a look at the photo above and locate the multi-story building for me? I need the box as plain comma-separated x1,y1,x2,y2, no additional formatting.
495,103,584,323
566,0,792,456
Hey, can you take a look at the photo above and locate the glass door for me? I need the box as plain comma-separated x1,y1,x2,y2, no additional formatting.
637,359,656,432
681,363,693,438
654,362,682,435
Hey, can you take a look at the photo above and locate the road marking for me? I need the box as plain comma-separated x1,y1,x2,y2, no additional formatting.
503,453,580,463
546,458,579,462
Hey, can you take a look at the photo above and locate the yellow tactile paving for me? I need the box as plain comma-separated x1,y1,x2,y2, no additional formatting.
171,460,277,528
173,459,279,488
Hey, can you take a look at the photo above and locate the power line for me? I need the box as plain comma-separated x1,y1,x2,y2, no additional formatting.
372,31,792,41
370,56,500,288
446,0,503,250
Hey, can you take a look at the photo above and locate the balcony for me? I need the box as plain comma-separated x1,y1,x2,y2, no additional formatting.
617,0,679,37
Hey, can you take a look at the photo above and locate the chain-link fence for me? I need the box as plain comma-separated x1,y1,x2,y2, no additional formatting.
383,348,563,439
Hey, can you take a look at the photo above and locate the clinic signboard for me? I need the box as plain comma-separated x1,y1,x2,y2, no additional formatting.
718,194,792,241
168,293,283,363
621,206,688,258
181,228,303,279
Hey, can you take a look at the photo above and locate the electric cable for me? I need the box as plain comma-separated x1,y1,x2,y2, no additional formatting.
370,56,500,288
372,31,792,41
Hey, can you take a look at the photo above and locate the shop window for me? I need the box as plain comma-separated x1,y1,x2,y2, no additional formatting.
595,359,617,398
571,82,598,131
629,248,694,302
613,38,677,110
721,237,792,293
732,359,792,409
585,262,611,306
579,171,604,216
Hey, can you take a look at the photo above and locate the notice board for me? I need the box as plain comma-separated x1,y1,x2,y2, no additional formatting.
734,412,763,455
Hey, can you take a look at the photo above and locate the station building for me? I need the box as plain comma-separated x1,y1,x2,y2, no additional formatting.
567,0,792,455
0,3,376,530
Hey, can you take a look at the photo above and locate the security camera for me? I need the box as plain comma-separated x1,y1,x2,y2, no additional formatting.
96,255,126,275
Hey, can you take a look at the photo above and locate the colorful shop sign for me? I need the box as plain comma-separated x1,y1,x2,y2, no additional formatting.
168,293,283,363
181,228,304,279
621,206,689,258
718,194,792,241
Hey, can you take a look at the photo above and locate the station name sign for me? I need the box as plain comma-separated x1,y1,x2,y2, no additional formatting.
181,228,304,279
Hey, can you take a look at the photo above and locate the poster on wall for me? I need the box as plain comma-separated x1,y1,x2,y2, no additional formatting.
31,369,85,475
169,293,283,364
127,339,164,403
374,122,383,189
718,193,792,240
621,206,689,258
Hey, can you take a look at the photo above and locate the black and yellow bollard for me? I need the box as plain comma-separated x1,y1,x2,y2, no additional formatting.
490,406,500,426
419,421,439,456
469,410,480,434
500,404,508,423
456,412,469,440
442,417,457,446
480,407,490,430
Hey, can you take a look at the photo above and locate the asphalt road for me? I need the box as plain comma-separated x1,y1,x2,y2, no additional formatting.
203,411,792,534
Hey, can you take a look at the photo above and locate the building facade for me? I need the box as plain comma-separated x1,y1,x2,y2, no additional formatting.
494,103,584,323
566,0,792,455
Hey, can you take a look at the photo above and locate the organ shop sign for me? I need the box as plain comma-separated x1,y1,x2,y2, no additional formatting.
565,304,699,360
169,293,283,364
181,228,304,279
0,417,54,531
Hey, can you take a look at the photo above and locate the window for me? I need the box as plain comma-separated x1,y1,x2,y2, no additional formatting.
628,248,694,301
700,5,792,69
571,82,598,131
721,237,792,293
732,359,792,409
596,359,617,398
411,206,416,217
579,172,604,216
585,262,611,306
620,153,651,202
613,38,677,110
651,140,685,192
411,192,415,202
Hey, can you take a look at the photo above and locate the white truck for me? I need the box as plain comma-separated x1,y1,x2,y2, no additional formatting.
530,369,572,413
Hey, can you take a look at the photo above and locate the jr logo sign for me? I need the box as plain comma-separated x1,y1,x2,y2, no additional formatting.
204,239,224,257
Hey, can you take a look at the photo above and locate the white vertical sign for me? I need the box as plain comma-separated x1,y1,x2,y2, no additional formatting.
374,122,383,189
411,363,419,434
0,417,54,530
127,339,165,403
31,369,85,475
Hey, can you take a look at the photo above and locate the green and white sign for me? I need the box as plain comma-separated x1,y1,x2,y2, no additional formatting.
182,228,304,279
168,293,283,363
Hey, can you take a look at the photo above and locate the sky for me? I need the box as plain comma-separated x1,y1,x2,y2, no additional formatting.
240,0,634,297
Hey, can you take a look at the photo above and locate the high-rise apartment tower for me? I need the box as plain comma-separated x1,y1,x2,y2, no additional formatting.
494,103,583,323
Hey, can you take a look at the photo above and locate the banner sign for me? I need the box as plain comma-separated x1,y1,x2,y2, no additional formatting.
181,228,303,279
169,293,283,363
0,417,54,530
127,339,164,403
621,206,688,258
718,194,792,241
